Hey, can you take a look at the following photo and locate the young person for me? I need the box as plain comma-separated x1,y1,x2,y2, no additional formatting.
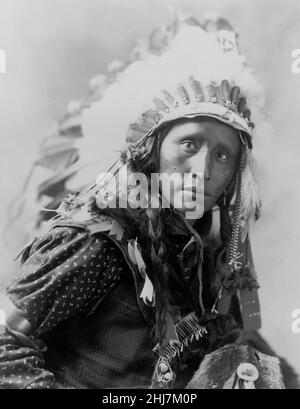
0,17,297,389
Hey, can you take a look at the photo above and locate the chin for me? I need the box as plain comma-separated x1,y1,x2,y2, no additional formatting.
181,204,205,220
204,196,215,211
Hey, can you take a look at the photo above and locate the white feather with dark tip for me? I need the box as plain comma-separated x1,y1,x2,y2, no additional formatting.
239,149,262,242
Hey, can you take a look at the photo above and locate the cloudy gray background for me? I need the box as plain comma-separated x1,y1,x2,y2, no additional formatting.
0,0,300,377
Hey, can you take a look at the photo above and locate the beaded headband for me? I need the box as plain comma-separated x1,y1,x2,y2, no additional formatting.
126,78,254,149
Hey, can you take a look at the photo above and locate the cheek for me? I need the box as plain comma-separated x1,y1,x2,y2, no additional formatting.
159,147,183,174
159,157,174,173
209,165,236,195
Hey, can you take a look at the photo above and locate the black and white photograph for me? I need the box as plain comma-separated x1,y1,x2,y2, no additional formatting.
0,0,299,392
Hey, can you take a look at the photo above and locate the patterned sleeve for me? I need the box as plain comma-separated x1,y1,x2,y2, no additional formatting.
0,220,126,388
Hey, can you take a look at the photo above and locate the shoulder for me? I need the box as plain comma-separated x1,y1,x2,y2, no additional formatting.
11,214,128,290
16,213,124,263
5,215,128,335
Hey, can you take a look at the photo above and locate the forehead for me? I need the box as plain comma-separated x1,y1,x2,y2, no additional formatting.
164,117,241,150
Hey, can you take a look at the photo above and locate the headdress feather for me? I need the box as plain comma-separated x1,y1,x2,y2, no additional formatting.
239,149,262,242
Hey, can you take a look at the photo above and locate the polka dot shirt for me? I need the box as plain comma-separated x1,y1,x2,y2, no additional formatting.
0,222,127,388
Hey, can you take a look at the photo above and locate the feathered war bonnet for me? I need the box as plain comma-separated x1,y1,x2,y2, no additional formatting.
80,15,263,334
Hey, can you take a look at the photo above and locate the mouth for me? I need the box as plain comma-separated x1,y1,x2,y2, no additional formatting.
181,186,210,197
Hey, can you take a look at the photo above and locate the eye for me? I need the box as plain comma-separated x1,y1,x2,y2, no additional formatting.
180,140,198,153
216,151,231,162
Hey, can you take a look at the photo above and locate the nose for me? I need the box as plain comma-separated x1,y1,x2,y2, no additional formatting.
189,143,211,181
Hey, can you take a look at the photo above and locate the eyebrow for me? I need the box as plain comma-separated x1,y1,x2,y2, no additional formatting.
215,141,236,155
178,133,236,155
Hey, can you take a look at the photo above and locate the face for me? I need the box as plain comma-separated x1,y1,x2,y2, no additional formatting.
159,117,241,219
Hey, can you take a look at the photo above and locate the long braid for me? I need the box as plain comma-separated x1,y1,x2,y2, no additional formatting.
144,206,196,352
145,207,170,349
